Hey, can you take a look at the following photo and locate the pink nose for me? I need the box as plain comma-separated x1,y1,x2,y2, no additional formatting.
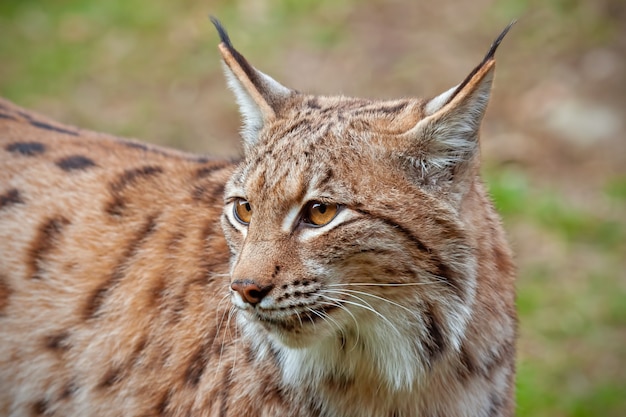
230,280,273,305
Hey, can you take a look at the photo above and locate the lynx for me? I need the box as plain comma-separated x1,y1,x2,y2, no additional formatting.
0,19,517,417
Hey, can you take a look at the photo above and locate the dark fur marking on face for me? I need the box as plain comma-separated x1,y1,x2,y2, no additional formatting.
0,188,24,209
272,265,281,278
29,120,79,136
5,141,46,156
84,214,159,319
423,305,446,362
351,102,408,116
28,216,71,280
430,255,465,300
355,208,430,253
316,169,334,189
55,155,97,172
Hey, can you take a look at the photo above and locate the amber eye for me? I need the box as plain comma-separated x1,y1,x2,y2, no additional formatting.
303,201,339,226
233,199,252,224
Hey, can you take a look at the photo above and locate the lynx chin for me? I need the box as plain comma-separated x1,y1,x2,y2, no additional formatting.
0,18,517,417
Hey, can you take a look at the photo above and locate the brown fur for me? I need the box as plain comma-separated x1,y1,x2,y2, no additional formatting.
0,22,516,417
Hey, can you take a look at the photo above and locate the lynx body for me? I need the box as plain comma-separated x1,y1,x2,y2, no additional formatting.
0,21,516,417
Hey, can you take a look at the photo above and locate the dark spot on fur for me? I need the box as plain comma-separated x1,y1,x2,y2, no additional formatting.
105,166,163,216
99,367,122,389
156,389,174,415
104,195,126,217
84,214,158,319
195,162,230,179
0,112,16,120
29,120,78,136
6,141,46,156
0,188,24,209
191,181,225,203
28,216,70,279
56,155,97,171
32,399,50,415
45,332,70,351
59,381,77,400
0,275,12,316
111,166,163,193
185,349,210,386
122,141,149,151
307,98,321,109
272,265,281,278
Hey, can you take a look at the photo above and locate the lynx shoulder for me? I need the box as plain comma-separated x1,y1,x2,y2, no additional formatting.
0,19,516,417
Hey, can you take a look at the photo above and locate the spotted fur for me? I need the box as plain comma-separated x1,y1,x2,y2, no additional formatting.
0,20,516,417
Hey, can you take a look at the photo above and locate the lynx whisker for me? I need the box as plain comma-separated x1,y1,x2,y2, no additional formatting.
319,291,401,337
330,288,418,317
327,282,438,288
318,299,361,351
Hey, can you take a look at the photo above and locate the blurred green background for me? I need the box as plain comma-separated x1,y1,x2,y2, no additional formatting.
1,0,624,415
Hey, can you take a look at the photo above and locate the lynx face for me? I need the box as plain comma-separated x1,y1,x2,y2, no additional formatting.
221,96,475,358
0,18,517,417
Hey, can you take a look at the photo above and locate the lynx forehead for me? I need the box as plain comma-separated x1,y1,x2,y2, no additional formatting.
0,18,516,417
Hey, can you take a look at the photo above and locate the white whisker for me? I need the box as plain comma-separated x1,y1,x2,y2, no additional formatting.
319,291,401,337
318,300,361,351
335,288,417,316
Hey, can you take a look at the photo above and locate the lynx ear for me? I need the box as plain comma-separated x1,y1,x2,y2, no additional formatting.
211,17,293,148
401,21,515,188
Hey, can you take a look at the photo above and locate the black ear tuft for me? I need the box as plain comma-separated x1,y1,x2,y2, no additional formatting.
482,19,517,63
209,16,233,49
445,20,516,107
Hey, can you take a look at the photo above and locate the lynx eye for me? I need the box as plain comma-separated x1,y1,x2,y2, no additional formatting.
303,201,339,227
233,198,252,225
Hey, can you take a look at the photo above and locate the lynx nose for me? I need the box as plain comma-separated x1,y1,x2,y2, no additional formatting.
231,280,273,306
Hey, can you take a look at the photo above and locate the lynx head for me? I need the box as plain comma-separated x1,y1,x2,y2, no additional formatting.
213,18,513,390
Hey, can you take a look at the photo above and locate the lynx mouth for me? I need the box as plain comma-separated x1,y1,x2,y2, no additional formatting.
248,303,341,332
